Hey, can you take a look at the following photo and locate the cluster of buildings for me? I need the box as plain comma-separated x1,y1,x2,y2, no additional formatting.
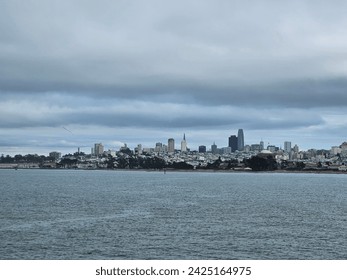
42,128,347,171
2,128,346,171
82,129,296,158
86,130,246,156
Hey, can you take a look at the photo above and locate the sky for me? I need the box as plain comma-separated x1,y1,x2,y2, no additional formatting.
1,0,347,155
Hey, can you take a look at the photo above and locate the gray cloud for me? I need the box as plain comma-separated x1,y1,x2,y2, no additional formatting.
0,94,326,129
1,0,347,153
2,1,347,102
2,76,347,108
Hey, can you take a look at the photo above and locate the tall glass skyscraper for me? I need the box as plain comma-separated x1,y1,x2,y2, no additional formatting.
199,145,206,153
237,129,244,151
228,135,238,152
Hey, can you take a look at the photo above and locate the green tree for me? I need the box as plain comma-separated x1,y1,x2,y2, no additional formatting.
246,155,277,171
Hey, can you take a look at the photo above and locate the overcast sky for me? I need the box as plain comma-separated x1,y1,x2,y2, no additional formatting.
1,0,347,155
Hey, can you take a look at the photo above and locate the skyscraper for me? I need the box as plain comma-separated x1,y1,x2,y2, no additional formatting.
211,142,218,154
284,141,291,153
198,145,206,153
228,135,238,152
260,140,264,151
181,133,187,152
94,143,104,156
237,129,244,151
168,138,175,153
155,142,163,152
293,144,299,153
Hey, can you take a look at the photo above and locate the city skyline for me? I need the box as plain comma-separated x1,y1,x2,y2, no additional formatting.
2,128,346,157
1,1,347,155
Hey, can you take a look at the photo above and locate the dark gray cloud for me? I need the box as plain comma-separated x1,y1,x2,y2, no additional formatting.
1,0,347,106
0,94,325,130
1,0,347,153
2,77,347,108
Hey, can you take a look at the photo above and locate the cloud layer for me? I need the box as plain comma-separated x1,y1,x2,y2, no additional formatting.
1,0,347,154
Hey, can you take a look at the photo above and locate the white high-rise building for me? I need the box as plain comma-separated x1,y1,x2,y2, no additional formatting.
181,134,187,152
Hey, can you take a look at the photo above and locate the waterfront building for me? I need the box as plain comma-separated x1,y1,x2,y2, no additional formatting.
199,145,206,153
284,141,291,153
94,143,104,156
237,129,244,151
228,135,238,152
181,134,187,152
168,138,175,153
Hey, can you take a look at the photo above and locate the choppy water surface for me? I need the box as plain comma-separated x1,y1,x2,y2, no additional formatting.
0,169,346,259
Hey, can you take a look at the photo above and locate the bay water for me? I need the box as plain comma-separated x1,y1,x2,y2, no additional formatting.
0,169,346,259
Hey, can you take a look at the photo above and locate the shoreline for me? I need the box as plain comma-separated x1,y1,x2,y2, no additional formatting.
1,166,346,175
